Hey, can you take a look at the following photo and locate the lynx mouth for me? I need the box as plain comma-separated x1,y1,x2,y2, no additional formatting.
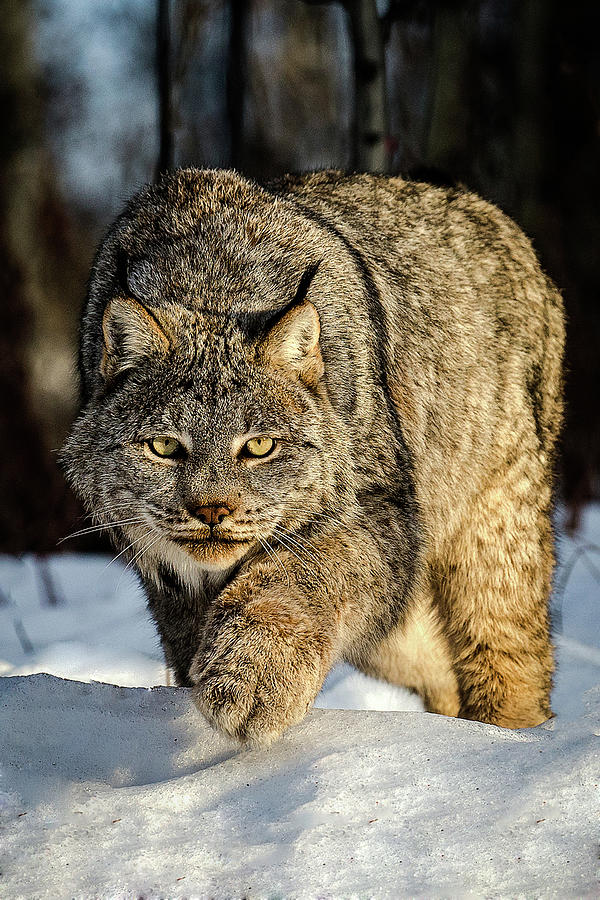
171,534,253,561
172,534,251,547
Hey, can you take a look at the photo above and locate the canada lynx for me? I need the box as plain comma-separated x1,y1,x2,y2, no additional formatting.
62,168,564,744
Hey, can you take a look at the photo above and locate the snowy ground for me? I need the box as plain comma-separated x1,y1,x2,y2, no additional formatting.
1,506,599,897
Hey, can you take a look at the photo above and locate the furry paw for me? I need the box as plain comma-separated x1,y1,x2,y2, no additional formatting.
189,605,327,745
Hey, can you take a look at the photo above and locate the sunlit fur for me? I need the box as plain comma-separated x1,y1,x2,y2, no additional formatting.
62,168,564,744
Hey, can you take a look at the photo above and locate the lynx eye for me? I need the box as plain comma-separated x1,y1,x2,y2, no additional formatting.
244,437,275,458
147,436,181,458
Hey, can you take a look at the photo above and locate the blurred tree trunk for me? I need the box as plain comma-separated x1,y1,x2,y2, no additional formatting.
423,0,474,181
227,0,248,170
344,0,388,172
0,1,78,552
156,0,174,177
301,0,387,171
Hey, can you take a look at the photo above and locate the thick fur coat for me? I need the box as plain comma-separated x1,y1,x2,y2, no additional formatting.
62,168,564,743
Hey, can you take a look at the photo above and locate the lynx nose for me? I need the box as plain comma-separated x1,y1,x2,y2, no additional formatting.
189,503,234,526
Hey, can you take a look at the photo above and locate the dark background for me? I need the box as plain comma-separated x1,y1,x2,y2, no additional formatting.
2,0,598,554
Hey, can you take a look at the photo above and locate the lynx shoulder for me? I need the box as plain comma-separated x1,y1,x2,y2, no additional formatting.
63,168,564,743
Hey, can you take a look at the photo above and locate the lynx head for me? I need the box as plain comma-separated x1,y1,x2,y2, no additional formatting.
62,173,354,586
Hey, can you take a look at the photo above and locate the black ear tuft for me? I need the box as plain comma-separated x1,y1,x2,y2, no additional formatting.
237,261,322,340
115,249,130,294
291,261,321,311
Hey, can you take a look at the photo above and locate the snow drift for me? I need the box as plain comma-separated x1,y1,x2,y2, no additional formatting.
1,674,599,898
1,505,599,897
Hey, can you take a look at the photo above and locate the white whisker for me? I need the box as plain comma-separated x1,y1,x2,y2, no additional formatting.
272,526,321,567
273,524,338,581
272,531,319,581
115,531,164,592
259,537,290,588
276,523,325,556
125,532,163,572
102,530,153,571
279,505,347,529
57,517,147,544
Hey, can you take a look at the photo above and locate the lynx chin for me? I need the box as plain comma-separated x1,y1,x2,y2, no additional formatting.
62,168,564,745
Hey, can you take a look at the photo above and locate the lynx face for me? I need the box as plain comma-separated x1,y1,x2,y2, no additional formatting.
62,289,341,581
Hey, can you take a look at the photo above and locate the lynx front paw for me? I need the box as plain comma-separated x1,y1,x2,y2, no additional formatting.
189,606,328,745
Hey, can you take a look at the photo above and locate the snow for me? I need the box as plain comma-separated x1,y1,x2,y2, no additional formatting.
1,674,597,898
1,506,599,897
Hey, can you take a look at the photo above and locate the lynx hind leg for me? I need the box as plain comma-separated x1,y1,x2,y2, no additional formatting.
436,455,555,729
359,581,461,717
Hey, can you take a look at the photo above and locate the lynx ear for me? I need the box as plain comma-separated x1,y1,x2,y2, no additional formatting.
259,299,324,386
101,294,170,380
